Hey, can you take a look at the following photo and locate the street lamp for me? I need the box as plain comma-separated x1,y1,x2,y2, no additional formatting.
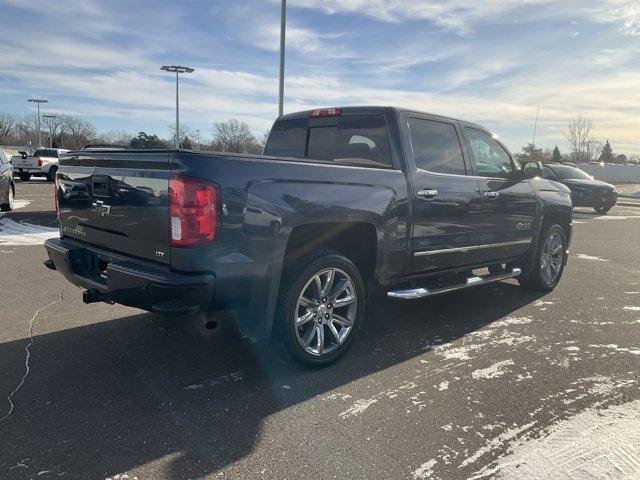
278,0,286,117
28,98,48,148
161,65,194,149
43,114,57,147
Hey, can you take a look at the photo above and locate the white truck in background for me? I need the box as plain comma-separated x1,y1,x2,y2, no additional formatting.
11,148,69,182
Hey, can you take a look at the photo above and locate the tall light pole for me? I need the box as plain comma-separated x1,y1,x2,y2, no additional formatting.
43,114,57,147
28,98,48,148
278,0,287,118
195,129,200,151
161,65,194,149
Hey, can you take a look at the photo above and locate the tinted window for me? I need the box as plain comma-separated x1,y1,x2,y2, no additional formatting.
307,126,337,160
34,149,58,158
550,165,593,180
465,128,513,178
408,118,466,175
542,166,558,180
264,118,307,158
265,114,392,168
332,115,392,168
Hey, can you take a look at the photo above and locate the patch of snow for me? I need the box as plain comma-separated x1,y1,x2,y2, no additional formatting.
471,360,515,380
339,398,379,419
437,381,449,391
184,384,204,390
575,253,608,261
12,199,31,210
533,300,554,306
461,421,537,469
412,459,437,479
491,317,532,328
438,344,483,361
0,218,58,246
623,306,640,311
589,344,640,355
470,400,640,479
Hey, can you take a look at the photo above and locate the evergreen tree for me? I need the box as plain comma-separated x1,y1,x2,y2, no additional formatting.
551,146,562,163
129,132,169,149
598,140,615,163
515,143,550,163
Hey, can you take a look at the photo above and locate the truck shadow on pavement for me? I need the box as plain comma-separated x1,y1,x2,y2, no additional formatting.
0,283,544,479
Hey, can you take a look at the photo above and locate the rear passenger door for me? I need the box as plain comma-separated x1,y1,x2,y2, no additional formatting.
401,112,484,273
462,125,536,263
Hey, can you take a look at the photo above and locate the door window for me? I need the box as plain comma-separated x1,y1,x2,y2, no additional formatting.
541,166,558,180
464,128,514,178
407,118,467,175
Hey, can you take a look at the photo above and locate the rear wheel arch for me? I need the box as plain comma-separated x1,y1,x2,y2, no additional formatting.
282,221,378,290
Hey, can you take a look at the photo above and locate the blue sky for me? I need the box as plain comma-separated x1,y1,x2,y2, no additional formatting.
1,0,639,154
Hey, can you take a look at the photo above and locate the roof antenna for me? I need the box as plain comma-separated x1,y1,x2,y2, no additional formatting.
532,106,541,147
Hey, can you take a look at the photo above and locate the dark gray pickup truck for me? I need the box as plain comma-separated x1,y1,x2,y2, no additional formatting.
44,106,572,366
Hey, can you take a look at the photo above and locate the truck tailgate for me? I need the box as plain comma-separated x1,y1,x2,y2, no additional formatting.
57,151,173,264
12,156,36,169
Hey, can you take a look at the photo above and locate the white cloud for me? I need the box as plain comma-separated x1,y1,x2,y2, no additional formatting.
289,0,640,37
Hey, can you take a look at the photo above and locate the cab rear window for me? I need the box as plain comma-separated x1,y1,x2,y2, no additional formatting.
34,149,58,158
265,114,392,168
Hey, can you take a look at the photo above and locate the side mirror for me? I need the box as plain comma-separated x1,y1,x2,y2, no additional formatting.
522,161,543,179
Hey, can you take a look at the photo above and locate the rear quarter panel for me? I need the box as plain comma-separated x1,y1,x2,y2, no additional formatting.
170,152,410,337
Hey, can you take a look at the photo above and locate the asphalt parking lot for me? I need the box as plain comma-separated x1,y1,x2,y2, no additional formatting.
1,180,639,480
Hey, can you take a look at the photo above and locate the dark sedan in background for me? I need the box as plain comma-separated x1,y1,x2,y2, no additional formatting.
542,164,617,214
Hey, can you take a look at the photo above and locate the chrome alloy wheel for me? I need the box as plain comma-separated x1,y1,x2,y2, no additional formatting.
294,268,357,356
540,231,564,286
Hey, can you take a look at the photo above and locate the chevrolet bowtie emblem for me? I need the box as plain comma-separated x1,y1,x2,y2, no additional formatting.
92,200,111,217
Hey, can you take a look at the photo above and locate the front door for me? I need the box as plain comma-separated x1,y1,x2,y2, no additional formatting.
462,126,536,263
401,113,484,273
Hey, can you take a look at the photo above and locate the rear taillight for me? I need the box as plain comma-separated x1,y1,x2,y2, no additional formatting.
37,158,43,167
169,176,221,247
54,173,60,220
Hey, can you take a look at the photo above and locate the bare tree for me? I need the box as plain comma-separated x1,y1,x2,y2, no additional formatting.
41,114,67,148
96,130,132,146
15,114,39,150
168,122,193,149
0,113,16,144
211,119,261,154
61,114,96,150
563,117,594,163
585,138,602,162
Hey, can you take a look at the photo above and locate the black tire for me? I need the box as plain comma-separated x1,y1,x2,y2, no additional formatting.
594,204,612,214
1,184,14,212
276,251,366,367
46,166,58,182
18,172,31,182
518,223,567,291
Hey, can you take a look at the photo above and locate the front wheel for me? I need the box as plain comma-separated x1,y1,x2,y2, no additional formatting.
594,204,612,214
518,224,567,291
276,252,365,367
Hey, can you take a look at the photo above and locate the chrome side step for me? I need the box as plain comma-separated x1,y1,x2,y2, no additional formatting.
387,267,522,300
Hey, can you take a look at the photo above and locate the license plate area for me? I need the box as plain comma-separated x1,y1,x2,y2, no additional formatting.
68,248,107,286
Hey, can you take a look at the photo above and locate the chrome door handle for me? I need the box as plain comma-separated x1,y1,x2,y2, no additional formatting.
483,191,500,199
417,189,438,198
